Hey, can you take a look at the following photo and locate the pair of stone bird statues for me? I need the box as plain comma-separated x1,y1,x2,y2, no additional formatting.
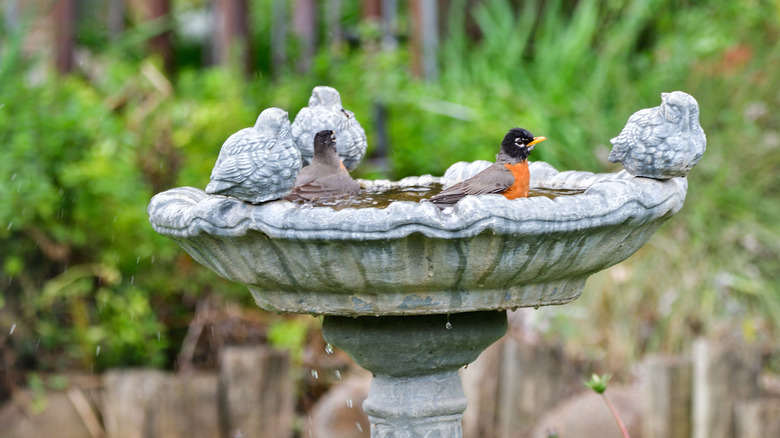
206,89,706,208
205,86,365,204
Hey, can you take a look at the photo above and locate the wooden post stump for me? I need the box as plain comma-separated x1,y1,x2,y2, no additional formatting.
102,369,166,438
149,373,220,438
218,346,294,438
692,338,761,438
642,355,693,438
735,398,780,438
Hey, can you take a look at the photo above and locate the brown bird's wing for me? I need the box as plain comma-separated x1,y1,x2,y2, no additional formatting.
287,164,360,201
429,164,515,206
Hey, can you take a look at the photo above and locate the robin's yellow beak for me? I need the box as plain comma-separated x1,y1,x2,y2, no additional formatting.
527,136,547,147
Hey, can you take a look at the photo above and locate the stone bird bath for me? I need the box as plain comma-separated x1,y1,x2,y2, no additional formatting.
148,92,701,437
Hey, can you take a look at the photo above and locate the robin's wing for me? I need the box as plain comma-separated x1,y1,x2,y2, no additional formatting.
429,164,514,206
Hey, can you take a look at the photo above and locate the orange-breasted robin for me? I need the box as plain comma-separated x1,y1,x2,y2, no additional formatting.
428,128,546,208
286,130,360,201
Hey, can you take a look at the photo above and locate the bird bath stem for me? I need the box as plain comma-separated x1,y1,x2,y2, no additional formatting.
323,311,507,436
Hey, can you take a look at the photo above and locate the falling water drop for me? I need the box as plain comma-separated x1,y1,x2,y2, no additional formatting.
311,369,319,379
9,324,16,335
325,343,334,354
355,422,363,432
335,370,342,380
136,256,141,264
157,331,161,342
346,398,353,408
96,345,101,356
130,276,134,285
445,322,452,330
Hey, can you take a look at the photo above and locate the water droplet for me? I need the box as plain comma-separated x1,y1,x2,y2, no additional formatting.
157,331,161,341
355,422,363,432
96,345,101,356
130,276,134,285
136,256,141,264
325,343,334,354
151,256,155,264
445,322,452,330
6,222,12,231
311,369,319,379
9,324,16,335
335,370,342,380
346,398,353,408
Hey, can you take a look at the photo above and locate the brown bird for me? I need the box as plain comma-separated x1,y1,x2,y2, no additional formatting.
286,130,360,202
428,128,546,208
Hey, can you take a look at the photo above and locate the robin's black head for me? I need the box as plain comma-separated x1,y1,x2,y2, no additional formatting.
500,128,546,161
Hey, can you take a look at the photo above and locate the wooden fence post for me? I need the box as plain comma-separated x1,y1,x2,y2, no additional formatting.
495,336,575,438
410,0,439,80
642,355,693,438
102,369,166,438
271,0,287,76
52,0,76,74
292,0,316,72
692,338,761,438
735,398,780,438
148,373,220,438
211,0,250,72
218,346,294,438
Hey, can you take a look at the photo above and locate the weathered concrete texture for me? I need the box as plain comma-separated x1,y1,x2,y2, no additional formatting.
148,161,687,316
322,311,507,438
609,91,706,180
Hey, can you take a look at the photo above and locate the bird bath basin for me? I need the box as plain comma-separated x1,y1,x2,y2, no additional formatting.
148,91,703,437
149,161,686,317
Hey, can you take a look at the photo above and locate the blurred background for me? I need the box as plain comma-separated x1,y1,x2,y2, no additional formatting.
1,0,779,436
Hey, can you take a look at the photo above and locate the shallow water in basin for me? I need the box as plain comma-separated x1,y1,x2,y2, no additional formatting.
292,184,585,210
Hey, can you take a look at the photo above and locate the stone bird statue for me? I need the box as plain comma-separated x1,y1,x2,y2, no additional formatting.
428,128,546,208
205,107,302,203
286,130,361,202
291,86,368,171
609,91,706,179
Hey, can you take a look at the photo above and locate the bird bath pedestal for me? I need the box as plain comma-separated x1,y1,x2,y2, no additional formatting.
149,157,690,436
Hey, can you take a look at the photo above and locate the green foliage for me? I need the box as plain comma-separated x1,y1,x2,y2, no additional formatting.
1,0,780,380
267,318,312,364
